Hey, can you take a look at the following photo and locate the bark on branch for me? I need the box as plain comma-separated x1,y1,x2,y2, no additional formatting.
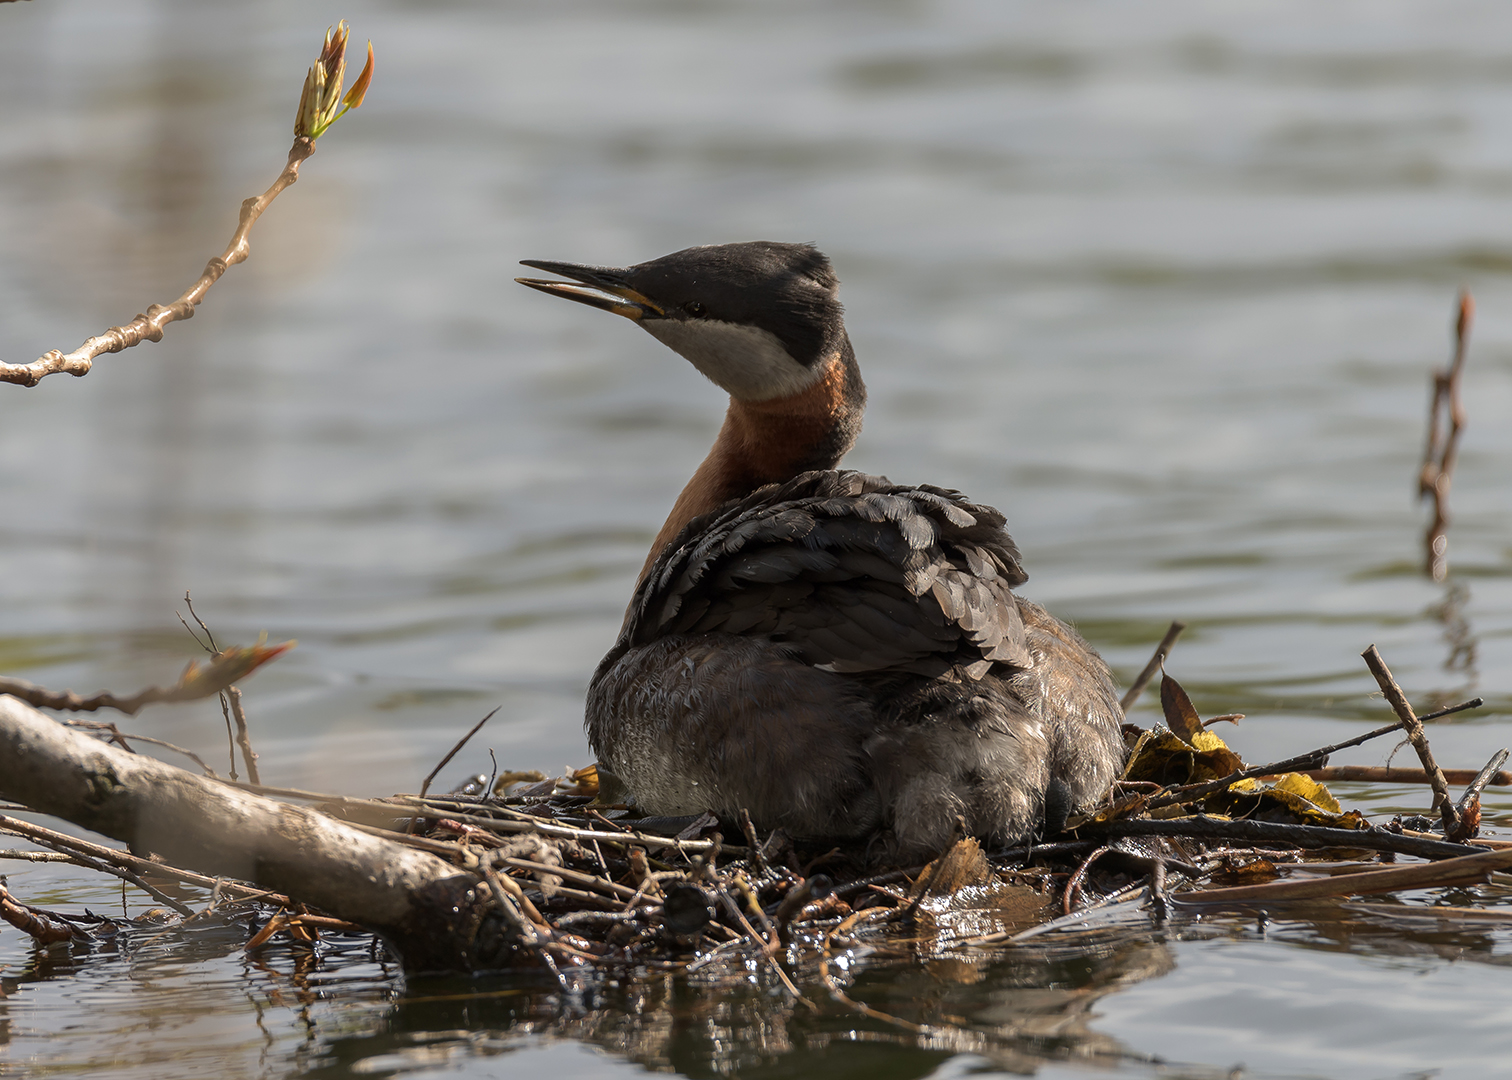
0,694,508,973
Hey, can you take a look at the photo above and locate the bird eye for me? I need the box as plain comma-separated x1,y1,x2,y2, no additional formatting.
683,301,706,317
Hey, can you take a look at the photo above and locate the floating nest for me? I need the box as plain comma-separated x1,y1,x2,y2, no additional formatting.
3,645,1507,1020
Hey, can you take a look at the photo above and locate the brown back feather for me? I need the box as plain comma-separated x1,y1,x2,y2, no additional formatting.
607,470,1032,680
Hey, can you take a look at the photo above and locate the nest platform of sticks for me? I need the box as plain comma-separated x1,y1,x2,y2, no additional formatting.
2,625,1507,1001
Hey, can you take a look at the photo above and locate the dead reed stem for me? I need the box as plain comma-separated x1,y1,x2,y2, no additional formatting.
1419,291,1473,581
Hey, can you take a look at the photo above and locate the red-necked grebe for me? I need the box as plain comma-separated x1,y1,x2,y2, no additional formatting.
519,241,1124,860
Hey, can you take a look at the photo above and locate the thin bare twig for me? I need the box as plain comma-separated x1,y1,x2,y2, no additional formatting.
1120,621,1187,713
717,889,815,1009
480,863,570,992
0,850,77,863
1362,645,1458,834
179,593,220,652
420,708,499,799
0,21,371,387
496,857,636,902
1419,291,1473,581
0,814,289,907
0,139,317,386
1063,845,1112,915
225,687,260,787
62,720,218,777
180,593,262,786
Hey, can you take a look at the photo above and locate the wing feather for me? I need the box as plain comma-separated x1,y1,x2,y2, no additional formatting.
616,470,1032,678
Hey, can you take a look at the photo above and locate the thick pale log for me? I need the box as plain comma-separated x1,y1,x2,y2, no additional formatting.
0,695,504,972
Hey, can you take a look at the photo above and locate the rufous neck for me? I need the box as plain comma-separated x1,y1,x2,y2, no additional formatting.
639,339,865,581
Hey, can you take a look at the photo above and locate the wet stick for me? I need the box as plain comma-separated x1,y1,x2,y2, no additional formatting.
1093,816,1480,861
1362,645,1458,834
1175,846,1512,906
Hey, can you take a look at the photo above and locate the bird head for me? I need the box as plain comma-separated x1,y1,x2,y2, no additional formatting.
518,241,847,402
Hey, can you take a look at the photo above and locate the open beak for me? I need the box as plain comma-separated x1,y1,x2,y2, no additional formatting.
516,260,665,321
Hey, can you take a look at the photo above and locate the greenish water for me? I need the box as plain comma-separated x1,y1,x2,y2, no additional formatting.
3,0,1512,1076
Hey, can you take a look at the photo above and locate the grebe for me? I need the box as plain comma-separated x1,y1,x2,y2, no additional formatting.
518,242,1125,860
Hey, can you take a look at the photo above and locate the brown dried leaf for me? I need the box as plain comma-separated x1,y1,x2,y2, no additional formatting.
1212,774,1363,828
1160,672,1204,744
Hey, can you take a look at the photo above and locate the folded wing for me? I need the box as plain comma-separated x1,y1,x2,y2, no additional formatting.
620,471,1033,678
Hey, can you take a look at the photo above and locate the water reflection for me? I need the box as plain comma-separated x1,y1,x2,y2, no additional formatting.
309,935,1175,1079
9,873,1512,1078
1432,580,1479,686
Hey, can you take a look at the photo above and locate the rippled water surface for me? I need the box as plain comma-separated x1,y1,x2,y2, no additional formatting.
3,1,1512,1077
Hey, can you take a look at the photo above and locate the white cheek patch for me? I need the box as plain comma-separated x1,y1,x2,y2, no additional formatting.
642,320,823,401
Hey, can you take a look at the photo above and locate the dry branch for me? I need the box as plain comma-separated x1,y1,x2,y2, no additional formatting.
0,813,287,904
1089,815,1483,861
1457,749,1508,813
1297,765,1511,788
62,720,217,776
